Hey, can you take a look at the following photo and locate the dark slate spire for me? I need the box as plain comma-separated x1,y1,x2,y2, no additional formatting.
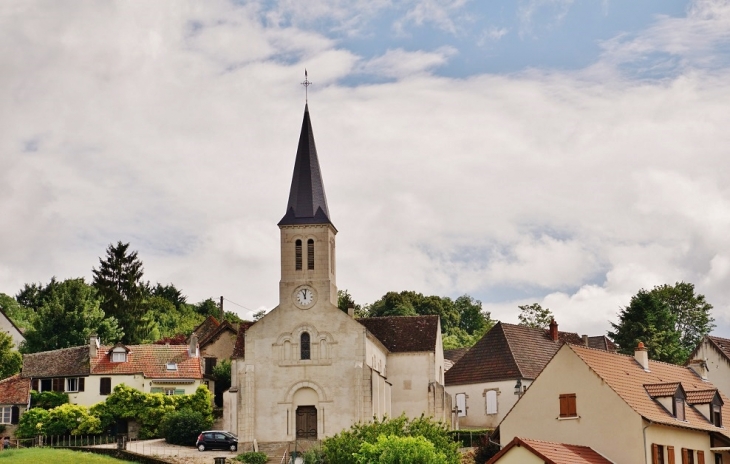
278,104,334,228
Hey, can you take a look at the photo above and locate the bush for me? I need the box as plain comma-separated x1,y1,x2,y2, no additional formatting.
472,436,500,464
45,403,102,436
355,434,448,464
159,409,213,446
303,448,325,464
236,451,268,464
16,408,50,438
321,415,459,464
30,390,69,410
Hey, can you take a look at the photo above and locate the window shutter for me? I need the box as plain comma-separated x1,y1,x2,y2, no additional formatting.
174,389,185,395
668,446,675,464
653,444,660,464
150,387,163,393
568,395,577,416
559,394,576,417
52,378,63,392
79,378,85,392
31,379,38,391
697,451,704,464
100,377,111,395
10,406,19,425
559,394,568,416
682,449,689,464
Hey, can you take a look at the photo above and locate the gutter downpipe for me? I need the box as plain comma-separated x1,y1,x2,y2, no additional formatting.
643,419,653,464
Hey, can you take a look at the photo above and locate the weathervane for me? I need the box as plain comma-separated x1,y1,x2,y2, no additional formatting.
301,69,312,103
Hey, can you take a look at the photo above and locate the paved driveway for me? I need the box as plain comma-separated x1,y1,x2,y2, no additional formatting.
96,438,241,464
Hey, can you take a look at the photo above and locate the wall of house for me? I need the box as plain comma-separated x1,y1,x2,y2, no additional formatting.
237,299,379,444
692,341,730,398
446,379,530,429
0,405,26,438
70,375,204,406
490,445,546,464
388,352,435,419
645,423,729,463
499,346,645,463
0,312,23,349
202,332,237,361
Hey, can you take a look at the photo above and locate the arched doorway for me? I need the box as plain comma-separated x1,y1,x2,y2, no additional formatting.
293,387,318,440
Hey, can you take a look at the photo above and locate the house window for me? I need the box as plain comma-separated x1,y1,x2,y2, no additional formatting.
307,239,314,270
652,444,665,464
455,393,467,417
674,397,685,421
301,332,310,360
295,240,302,270
204,358,217,376
112,350,127,362
716,453,723,464
0,407,11,424
100,377,112,395
681,448,696,464
559,393,577,418
713,404,722,427
486,390,498,415
166,362,178,371
66,377,85,393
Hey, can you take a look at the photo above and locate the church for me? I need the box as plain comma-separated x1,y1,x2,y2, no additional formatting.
224,103,451,445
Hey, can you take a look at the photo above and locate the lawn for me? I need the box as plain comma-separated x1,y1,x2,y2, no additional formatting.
0,448,134,463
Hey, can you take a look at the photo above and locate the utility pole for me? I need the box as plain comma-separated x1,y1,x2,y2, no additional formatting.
220,296,224,321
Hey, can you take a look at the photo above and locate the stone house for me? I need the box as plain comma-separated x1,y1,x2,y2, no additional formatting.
496,342,730,463
487,437,614,464
0,307,24,349
0,374,29,438
224,104,450,446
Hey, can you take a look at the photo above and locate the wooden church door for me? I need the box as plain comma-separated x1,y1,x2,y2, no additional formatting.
295,406,317,439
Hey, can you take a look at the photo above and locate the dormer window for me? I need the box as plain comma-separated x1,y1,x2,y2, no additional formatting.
111,347,127,363
166,362,178,371
674,396,685,421
713,404,722,427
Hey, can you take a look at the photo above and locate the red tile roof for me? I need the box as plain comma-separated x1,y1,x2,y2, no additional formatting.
644,382,682,397
685,389,720,405
445,322,579,385
488,437,613,464
569,344,730,438
91,344,202,379
358,315,439,353
0,374,30,405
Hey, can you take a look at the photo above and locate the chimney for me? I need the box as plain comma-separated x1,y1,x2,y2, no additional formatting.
582,335,589,346
635,342,650,371
89,334,99,358
347,304,355,317
189,333,199,358
549,319,558,341
688,359,709,381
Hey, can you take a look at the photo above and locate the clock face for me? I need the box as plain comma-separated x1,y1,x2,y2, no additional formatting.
295,287,316,307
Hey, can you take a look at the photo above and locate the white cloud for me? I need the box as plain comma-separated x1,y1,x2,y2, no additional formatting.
517,0,575,37
359,47,457,78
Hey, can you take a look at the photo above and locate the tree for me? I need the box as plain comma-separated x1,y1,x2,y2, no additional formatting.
649,282,714,355
0,293,33,332
21,278,123,353
151,283,187,310
253,310,267,321
517,303,554,329
455,295,493,335
0,331,22,380
607,289,684,364
194,298,220,318
338,289,365,317
92,242,147,343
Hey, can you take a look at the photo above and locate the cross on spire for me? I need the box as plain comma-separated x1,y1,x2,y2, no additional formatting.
301,69,312,103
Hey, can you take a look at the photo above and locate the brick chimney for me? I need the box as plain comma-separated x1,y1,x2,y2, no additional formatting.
549,319,558,341
347,304,355,317
89,334,99,358
688,359,709,381
635,342,650,372
189,333,199,358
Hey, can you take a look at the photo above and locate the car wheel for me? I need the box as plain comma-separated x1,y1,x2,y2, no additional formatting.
230,444,237,452
198,444,206,452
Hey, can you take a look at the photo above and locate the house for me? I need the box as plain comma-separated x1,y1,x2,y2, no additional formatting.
0,307,24,349
192,315,238,377
486,437,614,464
444,320,584,429
444,347,469,372
496,342,730,463
688,335,730,399
0,374,30,438
21,334,205,406
225,103,450,446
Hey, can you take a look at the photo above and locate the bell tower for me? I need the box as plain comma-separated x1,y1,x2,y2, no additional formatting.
278,104,338,309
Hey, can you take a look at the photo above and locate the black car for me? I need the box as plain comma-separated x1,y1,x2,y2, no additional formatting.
196,430,238,452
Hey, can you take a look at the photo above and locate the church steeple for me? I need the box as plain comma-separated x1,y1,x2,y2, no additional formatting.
278,104,334,229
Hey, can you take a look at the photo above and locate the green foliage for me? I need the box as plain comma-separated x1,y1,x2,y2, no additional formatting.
321,415,459,464
649,282,715,356
20,278,123,354
608,289,684,364
0,293,33,332
159,409,212,445
45,404,102,436
235,452,268,464
473,439,500,464
355,434,448,464
31,390,69,410
91,384,213,439
366,292,494,349
92,242,146,344
0,331,21,380
302,448,325,464
517,303,553,329
16,408,50,438
194,298,220,318
252,310,266,321
338,289,366,317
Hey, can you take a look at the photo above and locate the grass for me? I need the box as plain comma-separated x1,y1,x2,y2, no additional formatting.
0,448,134,463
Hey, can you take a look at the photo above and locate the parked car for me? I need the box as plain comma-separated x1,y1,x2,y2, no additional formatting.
196,430,238,452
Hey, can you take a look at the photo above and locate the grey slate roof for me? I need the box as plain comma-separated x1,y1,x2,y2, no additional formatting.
22,346,90,378
358,315,439,353
278,104,334,228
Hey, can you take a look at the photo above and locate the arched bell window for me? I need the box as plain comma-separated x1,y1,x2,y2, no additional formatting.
307,239,315,270
295,240,302,271
301,332,311,360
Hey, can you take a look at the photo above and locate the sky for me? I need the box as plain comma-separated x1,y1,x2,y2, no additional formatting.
2,0,730,339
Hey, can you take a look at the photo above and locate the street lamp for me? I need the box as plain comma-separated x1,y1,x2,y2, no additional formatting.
514,379,523,397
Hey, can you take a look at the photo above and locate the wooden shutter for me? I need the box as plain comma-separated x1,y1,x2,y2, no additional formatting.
31,379,38,391
78,378,85,392
100,377,111,395
559,394,576,417
52,378,63,392
697,451,704,464
10,406,19,425
150,387,163,393
653,444,660,464
682,448,689,464
174,389,185,395
668,446,675,464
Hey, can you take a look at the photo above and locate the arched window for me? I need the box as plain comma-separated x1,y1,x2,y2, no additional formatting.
301,332,311,360
307,239,315,270
295,240,302,271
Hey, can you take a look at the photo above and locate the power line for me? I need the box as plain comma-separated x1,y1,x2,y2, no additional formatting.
222,297,255,313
